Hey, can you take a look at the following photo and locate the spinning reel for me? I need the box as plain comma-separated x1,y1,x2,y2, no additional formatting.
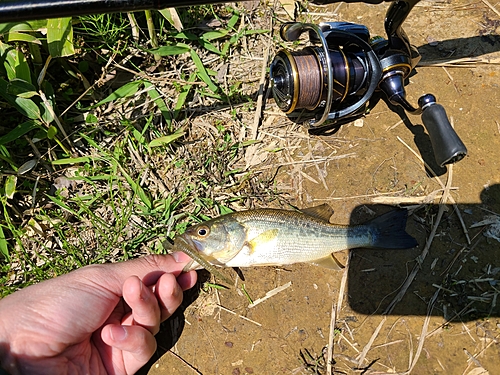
269,0,468,167
0,0,468,167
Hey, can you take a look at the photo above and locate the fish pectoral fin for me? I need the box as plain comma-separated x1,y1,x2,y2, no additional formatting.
308,254,345,270
300,204,334,222
247,229,279,254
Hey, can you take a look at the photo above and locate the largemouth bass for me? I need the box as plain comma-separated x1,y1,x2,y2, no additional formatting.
174,205,417,273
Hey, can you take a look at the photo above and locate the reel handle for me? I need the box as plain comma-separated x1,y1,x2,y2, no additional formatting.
419,95,467,167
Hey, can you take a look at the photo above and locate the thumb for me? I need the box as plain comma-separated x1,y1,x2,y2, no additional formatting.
75,253,193,296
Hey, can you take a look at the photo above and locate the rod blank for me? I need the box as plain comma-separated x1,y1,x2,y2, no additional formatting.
0,0,396,23
0,0,225,23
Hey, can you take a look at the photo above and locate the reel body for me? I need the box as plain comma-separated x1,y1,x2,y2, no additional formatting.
269,0,467,167
270,22,381,128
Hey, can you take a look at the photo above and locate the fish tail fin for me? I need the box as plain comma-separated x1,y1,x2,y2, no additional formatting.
367,209,418,249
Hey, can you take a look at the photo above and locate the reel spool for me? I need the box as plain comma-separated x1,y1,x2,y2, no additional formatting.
270,22,381,128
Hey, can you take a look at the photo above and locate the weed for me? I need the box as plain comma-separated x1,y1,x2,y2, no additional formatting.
299,348,327,375
0,3,279,295
76,13,131,54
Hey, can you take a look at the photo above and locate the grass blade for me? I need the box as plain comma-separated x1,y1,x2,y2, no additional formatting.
4,32,41,44
227,12,240,30
4,175,17,199
0,226,9,259
112,159,152,211
148,45,190,56
47,17,75,57
93,80,143,107
201,30,229,41
148,129,185,148
189,49,219,93
173,73,196,119
6,79,37,97
46,195,80,217
0,43,32,83
51,156,97,165
143,81,172,126
197,38,222,55
158,8,183,31
0,120,39,146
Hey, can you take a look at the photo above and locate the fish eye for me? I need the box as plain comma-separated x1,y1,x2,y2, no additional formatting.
197,226,209,237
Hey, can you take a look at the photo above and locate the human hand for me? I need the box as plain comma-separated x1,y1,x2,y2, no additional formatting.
0,253,197,375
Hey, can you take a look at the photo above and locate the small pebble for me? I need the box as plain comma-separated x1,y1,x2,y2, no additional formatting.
225,341,234,348
245,367,254,374
353,118,364,127
426,36,439,46
232,368,240,375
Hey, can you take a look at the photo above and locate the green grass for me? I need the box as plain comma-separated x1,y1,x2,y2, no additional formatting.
0,4,279,295
76,13,131,54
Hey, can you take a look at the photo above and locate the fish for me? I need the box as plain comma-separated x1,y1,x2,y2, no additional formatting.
174,204,417,274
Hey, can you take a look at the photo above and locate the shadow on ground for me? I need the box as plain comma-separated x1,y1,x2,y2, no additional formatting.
348,184,500,320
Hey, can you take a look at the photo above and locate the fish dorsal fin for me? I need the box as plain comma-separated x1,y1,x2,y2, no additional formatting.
308,254,345,270
247,229,279,253
300,204,334,222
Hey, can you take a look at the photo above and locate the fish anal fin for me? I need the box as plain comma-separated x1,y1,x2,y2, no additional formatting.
247,229,279,254
309,254,345,270
300,204,334,222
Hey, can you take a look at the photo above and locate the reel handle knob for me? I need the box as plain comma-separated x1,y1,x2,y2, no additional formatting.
419,94,467,167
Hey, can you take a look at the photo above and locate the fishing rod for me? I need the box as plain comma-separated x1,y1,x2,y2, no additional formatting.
0,0,390,23
0,0,467,166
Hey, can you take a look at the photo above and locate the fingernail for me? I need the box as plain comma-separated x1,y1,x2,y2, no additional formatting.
139,281,149,301
171,251,190,263
110,326,127,342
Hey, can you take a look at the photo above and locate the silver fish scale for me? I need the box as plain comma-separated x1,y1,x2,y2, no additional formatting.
223,209,373,266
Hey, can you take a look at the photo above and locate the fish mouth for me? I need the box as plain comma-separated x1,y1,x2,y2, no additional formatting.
174,235,203,271
177,233,197,251
174,235,233,285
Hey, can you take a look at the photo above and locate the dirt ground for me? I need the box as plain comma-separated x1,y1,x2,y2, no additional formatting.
146,1,500,374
